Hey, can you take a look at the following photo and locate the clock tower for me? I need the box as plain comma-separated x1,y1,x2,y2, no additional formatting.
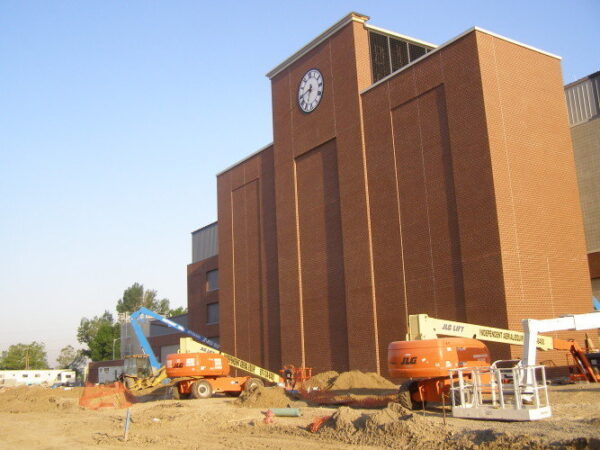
267,13,377,372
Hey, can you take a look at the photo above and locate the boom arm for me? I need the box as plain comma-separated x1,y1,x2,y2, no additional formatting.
128,307,283,384
179,337,284,384
407,314,554,351
522,313,600,369
129,307,221,374
408,313,600,383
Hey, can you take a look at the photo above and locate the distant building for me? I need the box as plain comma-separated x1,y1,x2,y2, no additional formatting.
120,312,189,364
86,360,123,384
565,71,600,303
186,223,219,346
0,370,75,386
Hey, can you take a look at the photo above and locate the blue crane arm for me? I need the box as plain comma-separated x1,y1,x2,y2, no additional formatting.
129,307,221,372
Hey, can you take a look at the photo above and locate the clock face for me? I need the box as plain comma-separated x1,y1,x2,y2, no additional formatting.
298,69,323,113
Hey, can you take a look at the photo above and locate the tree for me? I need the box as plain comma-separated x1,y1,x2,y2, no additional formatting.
116,283,171,316
168,306,187,316
77,311,120,361
0,342,48,369
56,345,82,369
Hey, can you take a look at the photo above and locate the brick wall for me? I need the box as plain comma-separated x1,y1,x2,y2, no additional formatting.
476,31,592,360
217,145,282,371
362,31,509,366
187,256,219,340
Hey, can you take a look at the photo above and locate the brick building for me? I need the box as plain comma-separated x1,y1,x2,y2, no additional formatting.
188,13,592,376
565,72,600,303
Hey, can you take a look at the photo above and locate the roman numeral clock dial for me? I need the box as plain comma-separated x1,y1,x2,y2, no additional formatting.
298,69,323,113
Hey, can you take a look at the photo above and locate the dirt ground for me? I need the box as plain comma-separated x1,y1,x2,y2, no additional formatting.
0,383,599,449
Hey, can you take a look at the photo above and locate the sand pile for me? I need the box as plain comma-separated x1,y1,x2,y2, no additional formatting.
305,370,396,393
305,370,398,392
447,429,600,449
327,370,397,391
236,386,297,408
316,402,449,449
303,371,339,390
0,386,82,413
316,407,599,449
301,370,398,406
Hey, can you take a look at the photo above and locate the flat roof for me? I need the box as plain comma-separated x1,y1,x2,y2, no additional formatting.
191,221,217,235
265,12,439,80
266,12,369,79
564,70,600,89
361,26,561,95
216,142,273,177
365,23,437,49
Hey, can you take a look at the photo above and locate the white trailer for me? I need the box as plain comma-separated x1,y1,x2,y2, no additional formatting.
0,370,76,386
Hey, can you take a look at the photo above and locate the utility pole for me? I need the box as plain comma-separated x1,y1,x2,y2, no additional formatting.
112,338,121,360
24,348,29,370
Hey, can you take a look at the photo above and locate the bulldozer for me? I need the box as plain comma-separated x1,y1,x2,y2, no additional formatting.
122,354,167,390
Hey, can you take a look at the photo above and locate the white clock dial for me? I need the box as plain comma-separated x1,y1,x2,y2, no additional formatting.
298,69,324,113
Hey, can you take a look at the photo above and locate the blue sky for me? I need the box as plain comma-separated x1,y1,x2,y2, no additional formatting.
1,1,598,366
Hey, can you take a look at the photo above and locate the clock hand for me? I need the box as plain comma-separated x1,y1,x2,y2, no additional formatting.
299,88,310,99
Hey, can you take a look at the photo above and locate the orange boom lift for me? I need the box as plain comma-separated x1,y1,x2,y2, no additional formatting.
388,314,600,409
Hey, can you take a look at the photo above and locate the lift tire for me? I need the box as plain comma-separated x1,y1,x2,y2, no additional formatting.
170,386,190,400
170,386,180,400
398,381,425,410
397,382,414,410
244,378,264,393
191,380,213,399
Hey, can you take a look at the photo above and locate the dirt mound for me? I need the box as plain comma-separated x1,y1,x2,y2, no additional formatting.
448,429,600,449
326,370,397,391
329,406,364,432
236,386,296,408
304,371,339,390
0,386,82,413
301,370,398,406
316,402,449,449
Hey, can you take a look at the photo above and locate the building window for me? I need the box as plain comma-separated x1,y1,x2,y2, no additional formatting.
370,32,390,83
369,31,432,83
206,269,219,292
207,302,219,324
408,43,427,61
390,38,409,72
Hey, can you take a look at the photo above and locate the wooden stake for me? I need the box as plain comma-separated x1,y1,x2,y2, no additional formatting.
123,407,131,441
